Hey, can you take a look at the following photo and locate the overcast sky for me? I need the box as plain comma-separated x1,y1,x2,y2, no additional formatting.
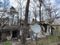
9,0,60,8
9,0,60,21
10,0,18,8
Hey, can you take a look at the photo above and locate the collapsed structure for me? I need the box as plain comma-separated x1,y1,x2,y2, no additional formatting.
0,0,55,41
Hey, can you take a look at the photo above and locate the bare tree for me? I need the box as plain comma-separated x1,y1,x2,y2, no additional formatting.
45,2,60,24
33,8,37,21
15,0,22,19
39,0,43,22
21,0,30,45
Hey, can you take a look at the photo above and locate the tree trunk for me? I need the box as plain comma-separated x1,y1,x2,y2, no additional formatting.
39,0,42,22
25,0,30,23
21,0,30,45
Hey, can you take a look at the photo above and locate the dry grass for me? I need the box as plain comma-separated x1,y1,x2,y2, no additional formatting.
26,35,60,45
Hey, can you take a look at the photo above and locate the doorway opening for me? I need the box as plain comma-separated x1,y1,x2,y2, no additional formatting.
12,30,19,38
